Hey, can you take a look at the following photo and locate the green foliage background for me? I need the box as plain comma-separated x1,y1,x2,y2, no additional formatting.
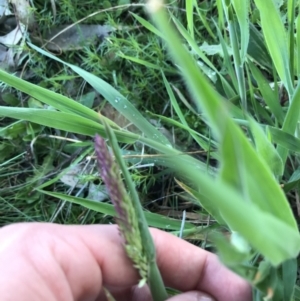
1,0,300,300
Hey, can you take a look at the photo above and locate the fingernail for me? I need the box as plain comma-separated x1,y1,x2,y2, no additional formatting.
198,294,215,301
198,295,215,301
167,291,216,301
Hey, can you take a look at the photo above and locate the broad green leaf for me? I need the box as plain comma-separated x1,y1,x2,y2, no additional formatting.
170,152,300,265
38,190,195,231
253,0,293,96
28,43,170,146
213,194,300,266
148,3,298,231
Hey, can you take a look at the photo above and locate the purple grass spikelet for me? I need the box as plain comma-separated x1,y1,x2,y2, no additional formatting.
94,134,148,284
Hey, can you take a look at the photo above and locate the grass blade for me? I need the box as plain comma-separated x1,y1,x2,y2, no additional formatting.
28,43,170,146
282,258,297,301
277,82,300,164
231,0,249,63
185,0,194,38
248,118,283,176
268,126,300,154
0,69,101,122
253,0,293,96
38,190,194,230
248,61,284,124
146,0,298,230
0,107,136,143
288,0,296,81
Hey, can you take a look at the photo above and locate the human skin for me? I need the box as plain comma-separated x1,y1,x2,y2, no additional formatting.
0,223,252,301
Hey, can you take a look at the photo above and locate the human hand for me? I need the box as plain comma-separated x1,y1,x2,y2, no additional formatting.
0,223,251,301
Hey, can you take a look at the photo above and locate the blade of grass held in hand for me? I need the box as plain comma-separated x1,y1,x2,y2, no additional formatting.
94,129,168,301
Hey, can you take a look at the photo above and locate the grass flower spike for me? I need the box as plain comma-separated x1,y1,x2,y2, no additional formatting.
94,122,168,301
94,134,148,285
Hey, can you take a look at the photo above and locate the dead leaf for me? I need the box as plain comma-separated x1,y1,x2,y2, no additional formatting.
0,24,22,44
60,164,87,188
0,0,12,19
39,24,113,52
0,0,35,70
9,0,35,28
0,23,24,70
87,183,108,202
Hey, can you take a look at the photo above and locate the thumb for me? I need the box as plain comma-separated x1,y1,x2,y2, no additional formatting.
167,291,216,301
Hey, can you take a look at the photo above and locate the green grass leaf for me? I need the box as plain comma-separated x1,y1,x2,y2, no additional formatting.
28,43,170,146
131,12,164,38
282,258,297,301
185,0,194,38
268,126,300,154
253,0,293,96
38,190,195,231
248,23,273,70
287,0,296,81
0,107,136,143
147,1,297,230
231,0,249,62
0,69,101,122
248,60,284,124
175,179,225,224
277,82,300,164
249,117,283,176
168,152,300,265
161,72,216,153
